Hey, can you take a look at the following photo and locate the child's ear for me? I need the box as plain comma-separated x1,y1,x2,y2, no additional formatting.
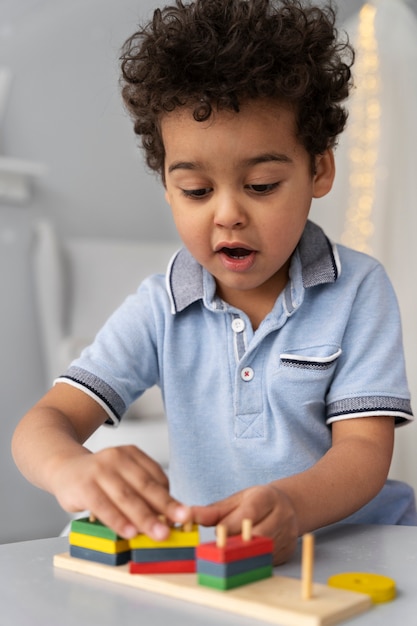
312,149,335,198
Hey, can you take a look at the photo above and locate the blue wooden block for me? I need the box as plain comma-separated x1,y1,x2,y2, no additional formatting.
131,546,195,563
197,552,272,577
70,544,131,566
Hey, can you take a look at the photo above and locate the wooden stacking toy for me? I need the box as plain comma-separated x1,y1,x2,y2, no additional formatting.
55,517,374,626
196,519,273,590
69,515,131,566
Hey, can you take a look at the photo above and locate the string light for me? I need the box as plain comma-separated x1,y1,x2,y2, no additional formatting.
341,3,380,254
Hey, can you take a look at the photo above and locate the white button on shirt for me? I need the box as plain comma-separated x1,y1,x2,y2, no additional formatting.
232,318,245,333
240,367,254,381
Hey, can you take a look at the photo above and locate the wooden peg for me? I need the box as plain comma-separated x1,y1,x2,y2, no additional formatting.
301,533,315,600
89,514,96,523
241,518,252,542
182,520,193,532
216,524,227,548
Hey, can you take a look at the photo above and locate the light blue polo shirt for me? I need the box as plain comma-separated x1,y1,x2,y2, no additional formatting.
57,221,415,524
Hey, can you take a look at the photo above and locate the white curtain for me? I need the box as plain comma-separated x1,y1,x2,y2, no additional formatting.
311,0,417,491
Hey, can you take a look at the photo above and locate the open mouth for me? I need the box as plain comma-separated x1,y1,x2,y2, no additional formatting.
220,247,253,259
217,245,256,272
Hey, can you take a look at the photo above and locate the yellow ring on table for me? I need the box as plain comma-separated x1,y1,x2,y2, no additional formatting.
327,572,396,603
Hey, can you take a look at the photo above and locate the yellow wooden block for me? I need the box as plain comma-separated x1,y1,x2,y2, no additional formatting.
328,572,396,604
129,524,200,549
69,532,130,554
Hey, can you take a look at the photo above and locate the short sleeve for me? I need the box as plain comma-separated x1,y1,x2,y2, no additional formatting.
326,262,413,425
55,276,165,425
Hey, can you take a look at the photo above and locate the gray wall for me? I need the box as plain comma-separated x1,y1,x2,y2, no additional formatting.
0,0,415,542
1,0,178,543
0,0,369,241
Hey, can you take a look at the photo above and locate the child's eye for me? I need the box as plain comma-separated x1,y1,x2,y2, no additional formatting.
246,183,279,194
181,188,212,199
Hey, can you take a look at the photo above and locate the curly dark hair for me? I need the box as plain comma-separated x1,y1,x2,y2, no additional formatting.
120,0,354,177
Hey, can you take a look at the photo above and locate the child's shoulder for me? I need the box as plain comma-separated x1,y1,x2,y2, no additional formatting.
330,241,396,301
334,242,386,277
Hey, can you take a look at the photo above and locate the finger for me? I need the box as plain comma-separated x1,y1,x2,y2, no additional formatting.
92,451,190,538
221,484,285,533
124,448,192,524
122,445,170,488
191,493,242,528
86,475,191,541
247,488,298,565
192,484,276,529
68,484,140,540
272,539,298,565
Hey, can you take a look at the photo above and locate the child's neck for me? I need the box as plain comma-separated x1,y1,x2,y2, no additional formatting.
238,297,276,331
216,262,290,331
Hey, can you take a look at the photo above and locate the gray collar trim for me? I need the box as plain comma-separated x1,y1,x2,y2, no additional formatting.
298,220,339,288
167,220,339,313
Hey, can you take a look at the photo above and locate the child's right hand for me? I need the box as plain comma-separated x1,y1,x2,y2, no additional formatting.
12,384,190,540
51,445,191,540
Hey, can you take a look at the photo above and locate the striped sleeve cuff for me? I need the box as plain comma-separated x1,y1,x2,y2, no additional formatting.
54,366,126,426
327,396,413,426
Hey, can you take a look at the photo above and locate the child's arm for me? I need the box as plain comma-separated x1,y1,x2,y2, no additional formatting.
192,415,394,564
12,383,190,539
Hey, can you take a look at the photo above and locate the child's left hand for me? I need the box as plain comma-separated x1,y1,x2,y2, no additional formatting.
191,484,299,565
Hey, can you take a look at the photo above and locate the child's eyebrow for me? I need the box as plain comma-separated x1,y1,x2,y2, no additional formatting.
245,152,293,167
167,152,292,174
168,161,201,173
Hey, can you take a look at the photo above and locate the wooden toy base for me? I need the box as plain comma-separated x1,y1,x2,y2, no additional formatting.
54,553,372,626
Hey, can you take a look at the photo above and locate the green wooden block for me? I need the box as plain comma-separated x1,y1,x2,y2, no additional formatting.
197,565,273,591
70,517,121,540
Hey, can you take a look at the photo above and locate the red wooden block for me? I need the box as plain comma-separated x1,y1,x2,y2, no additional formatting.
196,535,273,564
129,560,196,574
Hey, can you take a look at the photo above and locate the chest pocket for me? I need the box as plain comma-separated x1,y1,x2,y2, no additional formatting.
280,346,342,371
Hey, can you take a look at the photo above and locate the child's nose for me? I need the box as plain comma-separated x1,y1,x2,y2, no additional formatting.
214,193,248,229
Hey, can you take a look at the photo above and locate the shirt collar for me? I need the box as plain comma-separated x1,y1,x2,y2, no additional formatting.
166,220,340,314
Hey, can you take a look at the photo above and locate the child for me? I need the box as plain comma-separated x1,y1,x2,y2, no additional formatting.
12,0,415,565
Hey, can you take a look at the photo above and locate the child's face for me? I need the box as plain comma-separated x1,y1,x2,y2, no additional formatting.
163,99,334,314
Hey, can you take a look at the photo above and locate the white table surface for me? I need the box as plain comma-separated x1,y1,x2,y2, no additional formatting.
1,524,416,626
